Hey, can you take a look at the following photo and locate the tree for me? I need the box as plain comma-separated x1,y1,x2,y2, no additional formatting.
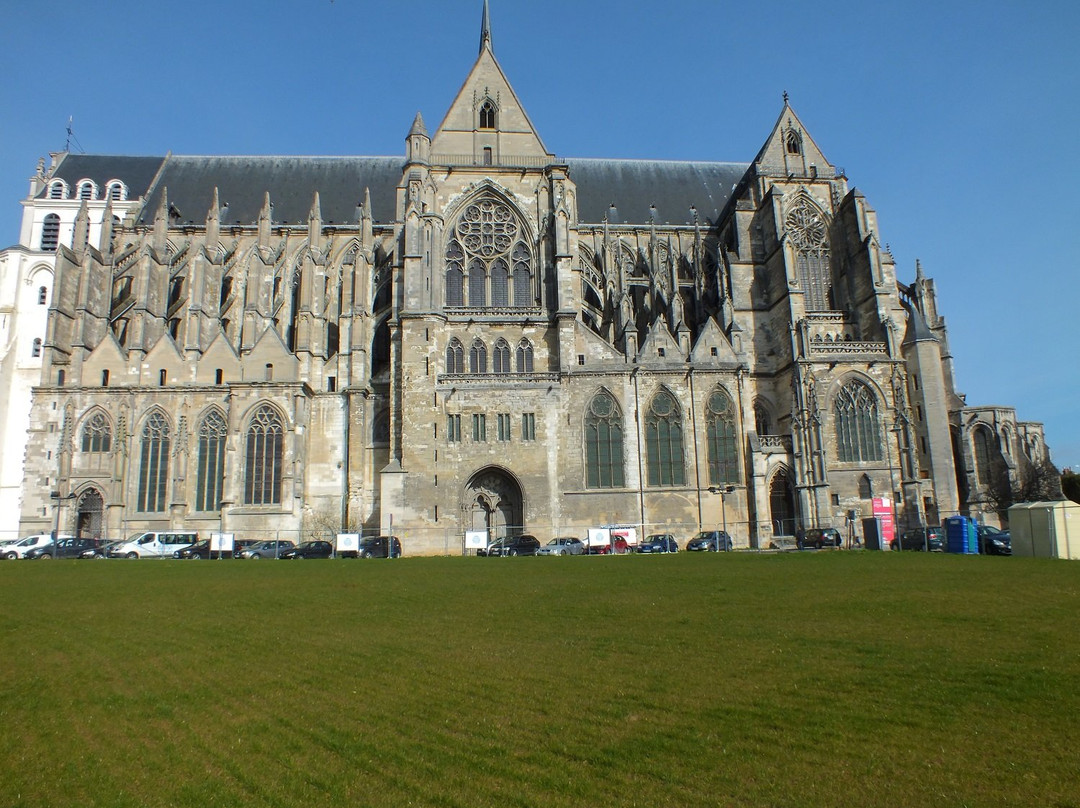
1062,468,1080,505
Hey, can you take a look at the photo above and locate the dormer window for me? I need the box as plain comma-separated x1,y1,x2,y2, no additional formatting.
106,181,126,201
479,100,496,130
48,181,68,200
785,130,802,155
78,181,96,200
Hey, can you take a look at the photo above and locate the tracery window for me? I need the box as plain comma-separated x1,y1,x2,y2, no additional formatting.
786,196,832,311
834,380,883,462
479,100,496,130
706,389,739,485
469,339,487,373
244,405,283,506
754,401,772,436
41,214,60,251
645,388,686,486
195,410,227,512
445,197,532,309
516,339,533,373
446,338,464,374
81,412,112,453
137,412,170,512
785,130,802,155
492,339,511,374
585,391,624,488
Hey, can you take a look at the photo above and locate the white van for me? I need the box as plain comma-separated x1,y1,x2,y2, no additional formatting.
3,534,74,560
108,531,198,559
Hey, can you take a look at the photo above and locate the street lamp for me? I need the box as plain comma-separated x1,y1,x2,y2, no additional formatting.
708,485,735,549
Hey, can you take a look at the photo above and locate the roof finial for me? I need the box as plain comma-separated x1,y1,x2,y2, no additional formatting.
783,90,789,105
479,0,492,54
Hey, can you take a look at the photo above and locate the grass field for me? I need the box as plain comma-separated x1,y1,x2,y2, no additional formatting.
2,551,1078,807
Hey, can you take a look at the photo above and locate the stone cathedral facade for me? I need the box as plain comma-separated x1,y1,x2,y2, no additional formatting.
9,6,1052,550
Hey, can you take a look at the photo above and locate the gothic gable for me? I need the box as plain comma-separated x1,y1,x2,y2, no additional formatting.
140,334,187,385
245,326,299,382
196,330,242,385
754,101,835,179
689,317,740,366
82,332,129,386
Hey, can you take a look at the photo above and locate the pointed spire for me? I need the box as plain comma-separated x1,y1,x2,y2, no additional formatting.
73,198,90,254
258,191,272,246
409,111,428,138
915,258,925,281
99,195,114,255
153,188,169,253
309,191,323,252
205,186,220,249
479,0,492,54
360,186,373,246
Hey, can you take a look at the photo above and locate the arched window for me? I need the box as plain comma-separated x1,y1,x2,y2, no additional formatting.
107,182,125,201
446,197,531,310
645,388,686,486
137,412,170,512
859,473,873,499
706,388,739,485
445,240,464,306
479,100,496,130
81,412,112,453
492,339,511,374
754,401,772,436
585,391,624,488
244,405,284,506
446,338,464,374
78,181,95,200
38,286,48,305
974,426,994,486
490,259,509,306
516,339,533,373
469,339,487,374
48,181,67,200
196,410,228,512
31,338,42,358
785,130,802,155
834,380,883,462
786,196,832,312
41,214,60,251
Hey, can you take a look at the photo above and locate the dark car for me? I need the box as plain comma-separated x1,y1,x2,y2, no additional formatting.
27,537,106,560
479,535,541,557
238,540,295,559
355,535,402,559
174,539,212,559
804,527,843,549
891,526,944,551
977,525,1012,556
637,533,679,554
686,530,733,552
281,541,334,559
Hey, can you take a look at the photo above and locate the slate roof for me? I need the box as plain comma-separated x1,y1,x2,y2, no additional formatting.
41,153,751,228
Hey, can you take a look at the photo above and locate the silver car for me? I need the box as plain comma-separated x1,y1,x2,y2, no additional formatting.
536,537,585,556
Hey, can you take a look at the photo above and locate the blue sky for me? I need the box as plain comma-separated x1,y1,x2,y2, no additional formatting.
2,0,1077,467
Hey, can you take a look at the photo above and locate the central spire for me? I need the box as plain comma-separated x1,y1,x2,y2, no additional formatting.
479,0,492,54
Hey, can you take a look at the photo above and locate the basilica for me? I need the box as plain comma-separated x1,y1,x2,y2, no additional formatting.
2,4,1052,551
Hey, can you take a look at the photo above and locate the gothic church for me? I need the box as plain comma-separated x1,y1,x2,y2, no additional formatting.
6,4,1052,550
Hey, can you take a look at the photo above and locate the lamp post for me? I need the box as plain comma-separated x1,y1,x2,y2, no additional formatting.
886,421,903,550
708,485,735,550
50,491,76,547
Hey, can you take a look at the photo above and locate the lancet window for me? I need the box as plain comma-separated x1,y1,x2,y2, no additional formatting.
244,405,284,506
585,391,624,488
706,389,739,485
81,412,112,453
786,196,832,311
196,410,228,512
645,388,686,487
137,411,170,512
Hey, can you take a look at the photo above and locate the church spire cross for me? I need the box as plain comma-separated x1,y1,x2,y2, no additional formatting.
479,0,492,54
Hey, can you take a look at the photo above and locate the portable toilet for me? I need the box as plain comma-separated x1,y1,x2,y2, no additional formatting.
943,515,978,554
1007,501,1080,559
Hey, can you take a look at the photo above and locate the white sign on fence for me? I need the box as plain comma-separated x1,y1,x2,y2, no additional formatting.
465,530,489,549
336,533,360,554
209,532,234,553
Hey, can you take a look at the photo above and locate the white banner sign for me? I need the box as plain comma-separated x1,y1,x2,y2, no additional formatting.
465,530,489,549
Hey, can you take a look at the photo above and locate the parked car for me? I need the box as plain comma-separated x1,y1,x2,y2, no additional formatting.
80,540,117,559
686,530,733,552
637,534,679,554
977,525,1012,556
27,537,106,560
108,531,198,558
479,535,541,556
804,527,843,549
238,540,295,559
3,534,69,560
174,540,212,559
232,539,259,558
536,537,585,556
354,535,402,559
281,540,334,559
585,536,632,554
891,526,944,552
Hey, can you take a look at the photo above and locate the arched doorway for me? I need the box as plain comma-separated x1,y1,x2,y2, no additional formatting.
75,488,104,539
769,468,796,537
464,467,523,539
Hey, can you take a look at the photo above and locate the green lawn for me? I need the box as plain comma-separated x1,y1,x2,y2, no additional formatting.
2,552,1078,807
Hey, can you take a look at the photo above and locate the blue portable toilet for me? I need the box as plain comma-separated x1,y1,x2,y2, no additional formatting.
944,515,978,554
